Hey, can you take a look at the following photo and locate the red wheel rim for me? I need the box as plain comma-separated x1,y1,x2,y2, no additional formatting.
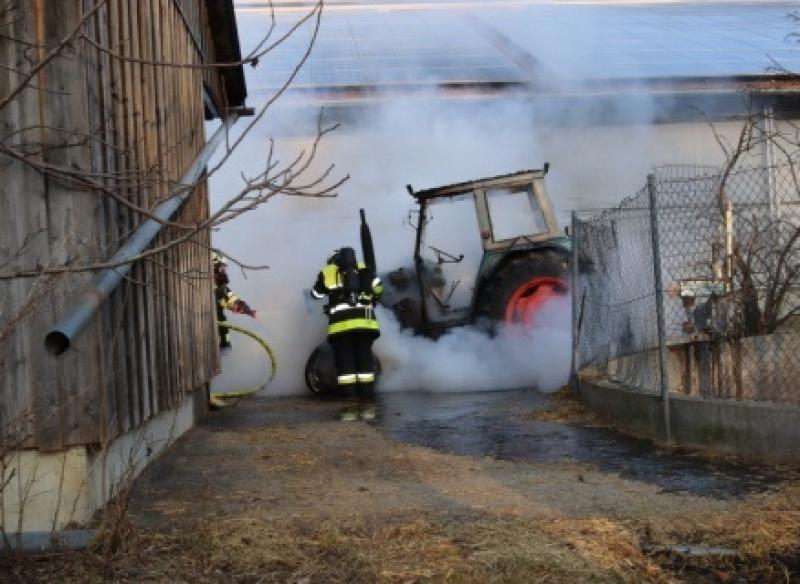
504,276,568,325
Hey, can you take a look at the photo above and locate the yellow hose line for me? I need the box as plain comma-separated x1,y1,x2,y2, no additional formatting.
212,322,277,398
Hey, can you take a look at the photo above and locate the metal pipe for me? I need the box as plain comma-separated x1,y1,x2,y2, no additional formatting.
45,114,241,356
570,211,580,397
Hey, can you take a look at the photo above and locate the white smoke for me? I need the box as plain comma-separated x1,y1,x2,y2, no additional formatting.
375,297,571,394
208,96,574,396
208,95,747,396
208,5,754,396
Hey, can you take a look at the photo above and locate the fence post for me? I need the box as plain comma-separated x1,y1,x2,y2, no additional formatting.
648,174,672,442
571,211,580,396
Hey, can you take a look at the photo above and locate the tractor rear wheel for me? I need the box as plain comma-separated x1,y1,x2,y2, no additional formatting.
475,251,569,326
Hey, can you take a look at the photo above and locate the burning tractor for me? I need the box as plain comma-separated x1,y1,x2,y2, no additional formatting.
305,167,572,395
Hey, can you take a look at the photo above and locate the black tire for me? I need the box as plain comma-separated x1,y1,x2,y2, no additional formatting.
474,250,569,323
304,342,382,398
305,343,338,397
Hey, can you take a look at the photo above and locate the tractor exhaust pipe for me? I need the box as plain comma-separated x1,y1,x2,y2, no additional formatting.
360,208,376,275
45,112,245,356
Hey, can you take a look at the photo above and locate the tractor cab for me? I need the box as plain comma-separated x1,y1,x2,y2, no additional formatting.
382,168,571,336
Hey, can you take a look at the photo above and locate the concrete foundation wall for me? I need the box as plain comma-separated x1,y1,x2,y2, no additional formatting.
1,389,205,535
0,448,92,535
669,395,800,464
580,379,666,438
579,379,800,464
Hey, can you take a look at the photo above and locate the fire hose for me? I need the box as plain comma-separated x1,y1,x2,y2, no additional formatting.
210,322,277,400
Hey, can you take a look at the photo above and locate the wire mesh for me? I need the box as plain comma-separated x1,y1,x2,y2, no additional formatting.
575,186,660,394
575,162,800,405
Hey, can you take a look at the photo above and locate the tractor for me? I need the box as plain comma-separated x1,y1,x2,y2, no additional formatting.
381,166,571,335
304,166,571,395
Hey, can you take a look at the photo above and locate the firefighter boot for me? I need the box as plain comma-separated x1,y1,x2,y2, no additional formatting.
356,383,377,421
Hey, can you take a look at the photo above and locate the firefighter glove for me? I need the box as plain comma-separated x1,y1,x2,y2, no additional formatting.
232,299,256,317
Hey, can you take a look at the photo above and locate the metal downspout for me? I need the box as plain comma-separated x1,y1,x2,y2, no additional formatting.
45,113,241,355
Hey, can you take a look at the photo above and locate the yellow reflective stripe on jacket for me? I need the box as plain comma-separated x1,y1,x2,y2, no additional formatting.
328,318,380,335
322,264,341,289
220,291,239,310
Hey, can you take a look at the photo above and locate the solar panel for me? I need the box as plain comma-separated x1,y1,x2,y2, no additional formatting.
236,3,800,92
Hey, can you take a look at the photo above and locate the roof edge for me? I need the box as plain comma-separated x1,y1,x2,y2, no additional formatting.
412,169,547,199
205,0,247,109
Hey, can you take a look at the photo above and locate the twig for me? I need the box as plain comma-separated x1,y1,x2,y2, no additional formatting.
0,0,108,112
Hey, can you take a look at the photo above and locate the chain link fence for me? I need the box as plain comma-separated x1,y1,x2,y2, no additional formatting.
573,185,661,394
574,162,800,406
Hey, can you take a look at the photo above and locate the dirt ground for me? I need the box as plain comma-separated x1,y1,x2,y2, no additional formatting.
4,390,800,583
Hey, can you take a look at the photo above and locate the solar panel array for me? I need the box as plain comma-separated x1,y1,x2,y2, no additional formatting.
480,4,800,80
234,2,800,94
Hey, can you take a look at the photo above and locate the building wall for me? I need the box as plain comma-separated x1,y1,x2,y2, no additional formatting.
0,0,228,452
1,387,204,533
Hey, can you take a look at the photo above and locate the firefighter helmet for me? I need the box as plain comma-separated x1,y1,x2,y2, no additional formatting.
212,252,227,266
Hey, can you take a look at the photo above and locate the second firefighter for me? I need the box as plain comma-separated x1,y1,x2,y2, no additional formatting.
213,253,257,349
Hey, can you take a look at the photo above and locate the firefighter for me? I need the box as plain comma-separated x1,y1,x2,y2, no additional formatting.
213,252,256,349
311,247,384,406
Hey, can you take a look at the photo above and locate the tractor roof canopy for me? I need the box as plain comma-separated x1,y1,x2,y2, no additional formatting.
409,168,561,252
409,169,548,202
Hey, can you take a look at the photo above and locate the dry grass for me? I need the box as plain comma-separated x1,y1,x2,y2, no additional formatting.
1,512,669,583
545,517,674,583
13,499,793,583
682,485,800,556
4,483,799,583
523,386,600,425
644,484,800,582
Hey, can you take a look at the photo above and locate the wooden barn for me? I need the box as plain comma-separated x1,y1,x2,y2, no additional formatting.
0,0,247,537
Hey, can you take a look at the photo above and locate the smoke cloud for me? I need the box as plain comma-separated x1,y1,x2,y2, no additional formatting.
210,95,582,395
376,298,571,394
209,5,752,396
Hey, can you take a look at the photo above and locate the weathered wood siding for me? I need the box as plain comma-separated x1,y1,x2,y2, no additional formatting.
0,0,238,450
173,0,227,109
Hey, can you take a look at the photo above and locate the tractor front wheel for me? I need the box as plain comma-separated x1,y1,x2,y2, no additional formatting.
305,342,383,397
305,343,338,397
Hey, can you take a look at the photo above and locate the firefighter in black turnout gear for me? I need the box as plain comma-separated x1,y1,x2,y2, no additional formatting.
213,253,256,349
311,247,384,398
